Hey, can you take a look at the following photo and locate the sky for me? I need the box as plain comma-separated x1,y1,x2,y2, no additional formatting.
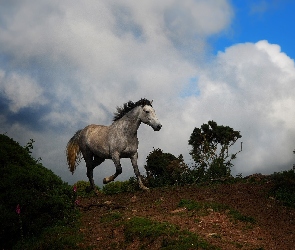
1,0,295,186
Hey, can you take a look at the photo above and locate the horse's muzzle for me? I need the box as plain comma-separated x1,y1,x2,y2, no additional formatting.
153,124,162,131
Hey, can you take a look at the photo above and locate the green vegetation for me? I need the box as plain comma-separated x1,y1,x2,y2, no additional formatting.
142,121,243,188
144,148,191,187
0,134,80,249
13,218,82,250
74,180,100,197
102,177,140,195
178,199,255,224
189,120,242,181
124,217,178,241
123,217,219,249
100,211,123,223
270,170,295,208
161,233,219,250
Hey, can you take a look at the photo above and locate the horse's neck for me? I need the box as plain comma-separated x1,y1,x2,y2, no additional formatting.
112,107,141,135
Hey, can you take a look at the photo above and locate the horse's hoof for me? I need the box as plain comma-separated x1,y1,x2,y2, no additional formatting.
94,189,100,196
141,186,150,191
85,186,93,193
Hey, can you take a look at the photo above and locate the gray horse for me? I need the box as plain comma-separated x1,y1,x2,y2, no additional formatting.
66,98,162,191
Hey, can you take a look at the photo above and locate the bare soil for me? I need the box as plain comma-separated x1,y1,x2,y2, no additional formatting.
77,179,295,250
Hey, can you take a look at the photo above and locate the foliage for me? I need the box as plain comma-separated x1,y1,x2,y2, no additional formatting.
269,169,295,208
0,134,78,249
144,148,190,187
189,120,242,180
23,138,42,163
123,216,218,249
13,216,82,250
102,177,140,195
74,180,100,197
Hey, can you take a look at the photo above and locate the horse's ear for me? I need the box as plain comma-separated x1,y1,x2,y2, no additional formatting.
151,100,153,105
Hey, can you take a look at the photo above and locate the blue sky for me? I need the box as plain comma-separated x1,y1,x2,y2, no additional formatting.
0,0,295,185
213,0,295,58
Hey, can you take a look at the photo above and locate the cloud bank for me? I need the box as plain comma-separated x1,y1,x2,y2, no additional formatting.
1,1,294,185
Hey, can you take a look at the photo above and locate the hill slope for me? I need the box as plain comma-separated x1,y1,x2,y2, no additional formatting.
77,180,295,249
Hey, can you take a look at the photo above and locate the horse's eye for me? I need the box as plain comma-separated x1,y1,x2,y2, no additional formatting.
145,110,150,114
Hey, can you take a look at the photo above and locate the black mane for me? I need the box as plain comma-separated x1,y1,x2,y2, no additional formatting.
113,98,153,121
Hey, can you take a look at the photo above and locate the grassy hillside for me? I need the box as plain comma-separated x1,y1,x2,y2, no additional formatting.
1,133,295,249
77,177,295,249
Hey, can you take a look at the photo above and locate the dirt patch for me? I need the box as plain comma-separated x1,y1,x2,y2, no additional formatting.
77,182,295,249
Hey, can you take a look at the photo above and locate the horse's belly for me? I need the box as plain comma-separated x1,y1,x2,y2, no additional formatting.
91,146,111,159
119,145,137,158
119,152,133,158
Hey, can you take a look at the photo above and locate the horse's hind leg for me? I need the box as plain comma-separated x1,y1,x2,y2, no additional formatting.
86,155,104,193
86,164,95,190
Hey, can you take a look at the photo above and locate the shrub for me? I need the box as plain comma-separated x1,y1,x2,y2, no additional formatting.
0,134,77,249
144,148,189,187
270,169,295,208
74,180,100,197
102,177,139,195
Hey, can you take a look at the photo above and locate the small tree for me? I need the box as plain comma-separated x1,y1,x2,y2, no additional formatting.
188,120,242,180
144,148,189,187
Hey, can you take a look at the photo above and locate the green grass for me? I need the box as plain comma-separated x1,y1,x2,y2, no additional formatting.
123,217,219,249
161,232,219,250
124,217,179,241
178,199,256,224
228,209,256,224
100,212,123,223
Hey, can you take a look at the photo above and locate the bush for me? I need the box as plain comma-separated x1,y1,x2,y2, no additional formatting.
74,180,100,197
0,134,77,249
144,148,189,187
270,169,295,208
102,177,139,195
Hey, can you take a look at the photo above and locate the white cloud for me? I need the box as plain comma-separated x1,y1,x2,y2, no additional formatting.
0,70,47,112
189,41,295,175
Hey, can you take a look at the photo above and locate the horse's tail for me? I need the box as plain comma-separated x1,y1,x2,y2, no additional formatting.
66,129,82,174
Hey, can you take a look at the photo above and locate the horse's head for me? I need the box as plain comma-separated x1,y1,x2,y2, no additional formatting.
140,104,162,131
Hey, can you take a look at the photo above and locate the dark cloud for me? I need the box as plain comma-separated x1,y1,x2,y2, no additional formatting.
4,105,51,132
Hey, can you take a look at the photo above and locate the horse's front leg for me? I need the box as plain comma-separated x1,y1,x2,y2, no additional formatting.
131,152,149,191
103,152,122,184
